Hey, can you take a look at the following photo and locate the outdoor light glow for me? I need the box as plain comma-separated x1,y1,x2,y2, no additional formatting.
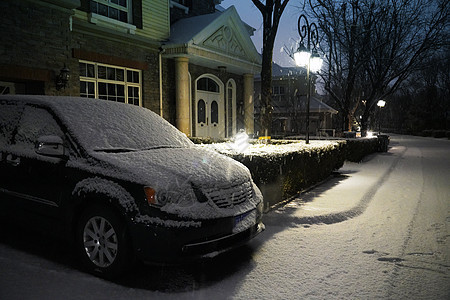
367,131,374,138
294,50,311,67
309,53,323,73
377,100,386,107
233,130,249,153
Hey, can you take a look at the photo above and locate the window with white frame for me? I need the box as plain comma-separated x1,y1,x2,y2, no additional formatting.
79,61,141,106
172,0,191,7
90,0,132,23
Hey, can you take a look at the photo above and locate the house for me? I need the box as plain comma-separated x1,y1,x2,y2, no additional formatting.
0,0,261,139
254,63,337,137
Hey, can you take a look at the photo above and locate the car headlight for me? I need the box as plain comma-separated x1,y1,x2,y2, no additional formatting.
144,186,168,206
144,185,206,207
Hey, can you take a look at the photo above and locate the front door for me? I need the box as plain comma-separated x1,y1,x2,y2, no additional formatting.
195,77,224,138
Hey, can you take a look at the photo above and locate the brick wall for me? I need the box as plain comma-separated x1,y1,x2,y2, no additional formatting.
0,0,72,95
70,32,160,112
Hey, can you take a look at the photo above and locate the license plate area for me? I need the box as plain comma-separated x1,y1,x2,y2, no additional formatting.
233,210,256,234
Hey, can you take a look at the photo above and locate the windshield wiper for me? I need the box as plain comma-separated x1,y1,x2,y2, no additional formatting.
143,145,186,150
93,148,137,153
94,146,183,153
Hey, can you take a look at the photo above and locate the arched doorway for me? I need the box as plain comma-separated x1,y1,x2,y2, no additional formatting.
195,75,225,138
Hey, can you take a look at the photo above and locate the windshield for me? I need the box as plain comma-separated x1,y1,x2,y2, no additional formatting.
50,98,193,152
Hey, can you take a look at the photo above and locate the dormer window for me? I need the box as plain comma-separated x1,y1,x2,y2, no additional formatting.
170,0,190,14
90,0,132,24
172,0,191,8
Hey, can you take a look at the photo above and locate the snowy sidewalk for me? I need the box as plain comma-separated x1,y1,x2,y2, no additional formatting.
264,144,406,225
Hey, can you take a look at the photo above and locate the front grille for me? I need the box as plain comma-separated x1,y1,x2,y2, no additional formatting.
204,181,253,208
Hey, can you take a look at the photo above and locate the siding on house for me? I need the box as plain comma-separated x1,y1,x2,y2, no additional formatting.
141,0,170,40
74,0,170,41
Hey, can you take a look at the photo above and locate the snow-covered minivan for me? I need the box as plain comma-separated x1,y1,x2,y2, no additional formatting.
0,95,264,278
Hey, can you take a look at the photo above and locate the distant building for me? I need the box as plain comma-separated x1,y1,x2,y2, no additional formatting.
0,0,261,139
254,63,337,137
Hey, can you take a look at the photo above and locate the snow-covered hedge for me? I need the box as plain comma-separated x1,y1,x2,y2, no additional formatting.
345,137,381,162
196,137,386,208
198,140,345,207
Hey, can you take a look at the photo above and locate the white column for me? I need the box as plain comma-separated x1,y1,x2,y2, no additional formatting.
175,57,190,136
243,73,254,135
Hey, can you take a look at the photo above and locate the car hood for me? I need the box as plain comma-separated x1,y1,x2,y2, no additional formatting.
90,146,252,189
77,146,262,219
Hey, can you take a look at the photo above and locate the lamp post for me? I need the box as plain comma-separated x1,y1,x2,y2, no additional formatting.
294,15,323,144
377,100,386,134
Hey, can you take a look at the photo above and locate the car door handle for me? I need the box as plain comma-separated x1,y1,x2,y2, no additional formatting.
6,154,20,167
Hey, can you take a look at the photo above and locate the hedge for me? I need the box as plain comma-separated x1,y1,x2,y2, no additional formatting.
196,136,388,208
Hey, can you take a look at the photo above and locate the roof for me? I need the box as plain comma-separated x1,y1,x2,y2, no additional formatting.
300,95,338,114
163,6,261,75
171,7,256,44
255,62,306,80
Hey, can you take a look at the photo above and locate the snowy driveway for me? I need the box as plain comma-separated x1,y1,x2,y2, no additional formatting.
0,135,449,299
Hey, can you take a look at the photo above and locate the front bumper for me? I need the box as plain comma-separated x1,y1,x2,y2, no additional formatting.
130,213,265,263
182,222,265,258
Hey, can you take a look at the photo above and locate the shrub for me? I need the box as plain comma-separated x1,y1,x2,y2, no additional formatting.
197,137,385,207
432,130,447,138
345,137,380,162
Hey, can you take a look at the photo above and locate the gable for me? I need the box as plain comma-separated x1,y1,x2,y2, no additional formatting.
202,25,246,60
165,6,261,74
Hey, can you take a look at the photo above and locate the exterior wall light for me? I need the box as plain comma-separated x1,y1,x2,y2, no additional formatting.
56,64,70,90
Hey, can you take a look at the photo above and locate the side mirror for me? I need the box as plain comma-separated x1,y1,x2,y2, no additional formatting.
35,135,68,160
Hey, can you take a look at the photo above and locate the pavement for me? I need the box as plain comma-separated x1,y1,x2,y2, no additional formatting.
263,142,404,225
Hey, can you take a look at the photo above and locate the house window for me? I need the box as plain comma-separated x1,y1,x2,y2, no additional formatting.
79,61,141,106
210,100,218,124
172,0,191,7
197,99,206,123
273,86,285,95
90,0,132,23
197,78,219,93
0,82,15,95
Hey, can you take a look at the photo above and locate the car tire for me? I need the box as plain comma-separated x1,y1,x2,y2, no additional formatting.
75,204,132,279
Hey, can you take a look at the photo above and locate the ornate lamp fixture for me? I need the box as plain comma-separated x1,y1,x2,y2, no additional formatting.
293,15,323,144
56,64,70,90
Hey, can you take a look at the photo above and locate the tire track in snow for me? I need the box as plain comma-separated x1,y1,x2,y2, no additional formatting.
276,146,409,226
383,145,450,299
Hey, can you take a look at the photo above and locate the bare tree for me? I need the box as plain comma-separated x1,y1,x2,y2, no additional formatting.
308,0,449,135
251,0,290,138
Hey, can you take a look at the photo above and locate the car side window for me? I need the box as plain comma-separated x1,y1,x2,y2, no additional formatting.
0,101,23,149
11,105,64,157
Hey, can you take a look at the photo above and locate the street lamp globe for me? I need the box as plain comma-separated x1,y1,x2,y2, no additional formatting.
309,51,323,73
377,100,386,108
294,43,310,67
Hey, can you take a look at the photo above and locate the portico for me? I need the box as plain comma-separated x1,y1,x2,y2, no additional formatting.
164,6,261,138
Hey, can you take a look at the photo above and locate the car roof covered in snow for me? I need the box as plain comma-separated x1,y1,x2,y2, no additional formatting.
0,95,193,152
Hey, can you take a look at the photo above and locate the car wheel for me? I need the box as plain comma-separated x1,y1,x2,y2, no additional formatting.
76,204,132,279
